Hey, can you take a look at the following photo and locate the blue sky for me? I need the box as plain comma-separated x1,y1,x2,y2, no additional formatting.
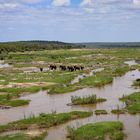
0,0,140,42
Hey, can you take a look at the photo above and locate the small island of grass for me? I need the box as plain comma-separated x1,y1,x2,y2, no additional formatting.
120,92,140,114
132,79,140,87
0,111,92,133
95,110,108,115
0,131,47,140
0,93,30,108
70,95,106,105
48,84,81,94
68,121,124,140
111,109,126,115
79,75,113,87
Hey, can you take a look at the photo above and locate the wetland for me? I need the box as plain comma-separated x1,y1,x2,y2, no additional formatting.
0,48,140,140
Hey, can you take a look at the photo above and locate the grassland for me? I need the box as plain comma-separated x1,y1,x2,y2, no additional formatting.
5,48,140,65
0,71,81,106
68,121,124,140
0,48,140,139
0,71,78,86
0,48,139,106
120,92,140,114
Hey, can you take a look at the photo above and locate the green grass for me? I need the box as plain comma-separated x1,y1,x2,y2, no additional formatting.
0,133,30,140
0,70,79,86
79,75,113,87
68,121,124,140
0,86,43,94
0,130,48,140
71,95,106,105
120,92,140,114
0,99,30,107
0,86,41,107
48,84,81,94
6,48,140,67
111,109,126,115
0,94,30,107
5,100,30,107
111,105,126,115
0,131,47,140
95,110,108,115
132,79,140,87
0,111,92,133
112,66,130,76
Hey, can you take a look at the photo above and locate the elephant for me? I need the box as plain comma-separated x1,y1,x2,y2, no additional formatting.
136,78,140,82
49,65,57,70
74,65,81,71
40,67,43,72
80,66,84,70
60,65,67,71
67,66,75,72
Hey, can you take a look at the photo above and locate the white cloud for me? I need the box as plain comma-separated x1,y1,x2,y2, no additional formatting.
80,0,94,7
133,0,140,6
0,2,19,9
20,0,44,4
52,0,71,7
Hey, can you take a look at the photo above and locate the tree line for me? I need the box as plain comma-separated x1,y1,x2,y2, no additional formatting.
0,41,85,60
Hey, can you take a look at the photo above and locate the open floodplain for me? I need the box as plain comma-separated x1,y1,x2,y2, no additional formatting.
0,48,140,140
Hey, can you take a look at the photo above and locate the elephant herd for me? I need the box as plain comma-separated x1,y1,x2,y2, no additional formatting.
49,64,84,72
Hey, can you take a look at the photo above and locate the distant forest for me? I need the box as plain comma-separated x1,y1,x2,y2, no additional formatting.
78,42,140,48
0,41,86,60
1,40,140,55
0,41,85,53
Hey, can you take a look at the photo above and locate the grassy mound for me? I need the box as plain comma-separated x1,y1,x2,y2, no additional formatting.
132,79,140,87
0,94,30,107
68,121,124,140
0,131,47,140
0,99,30,107
79,75,113,87
111,109,126,115
120,92,140,114
71,95,106,105
0,111,92,133
112,66,129,76
95,110,108,115
48,84,81,94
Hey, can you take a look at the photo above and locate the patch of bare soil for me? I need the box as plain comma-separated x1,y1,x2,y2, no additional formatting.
0,82,55,89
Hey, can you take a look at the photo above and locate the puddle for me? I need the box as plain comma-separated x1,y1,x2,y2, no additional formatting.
45,114,140,140
0,60,11,68
23,67,49,73
0,69,140,140
45,70,140,140
124,60,138,66
71,68,104,84
1,129,46,137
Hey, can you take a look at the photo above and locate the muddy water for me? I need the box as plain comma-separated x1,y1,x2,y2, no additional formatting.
45,70,140,140
71,68,104,84
46,114,140,140
0,69,140,139
124,60,138,66
0,60,11,68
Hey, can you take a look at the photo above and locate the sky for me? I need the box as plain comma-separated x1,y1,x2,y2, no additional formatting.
0,0,140,42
